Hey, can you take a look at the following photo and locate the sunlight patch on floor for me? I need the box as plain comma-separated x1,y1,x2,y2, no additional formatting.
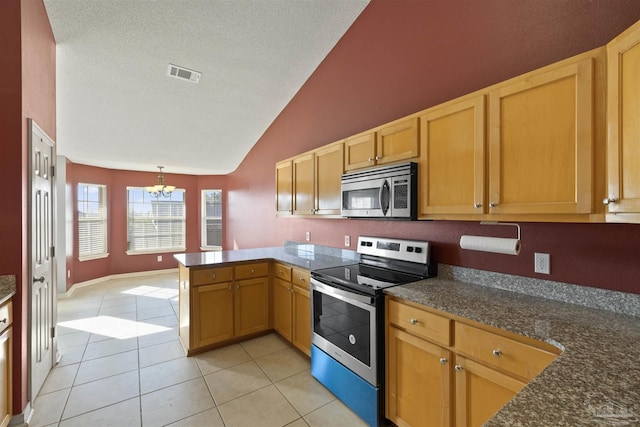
59,316,171,339
121,286,178,300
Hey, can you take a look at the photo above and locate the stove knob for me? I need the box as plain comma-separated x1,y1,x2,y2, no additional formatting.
407,246,414,253
414,247,422,254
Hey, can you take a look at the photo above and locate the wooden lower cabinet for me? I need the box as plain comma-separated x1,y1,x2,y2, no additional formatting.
454,356,525,427
192,282,234,348
386,298,558,427
235,277,269,337
386,325,452,427
271,264,311,356
0,300,12,427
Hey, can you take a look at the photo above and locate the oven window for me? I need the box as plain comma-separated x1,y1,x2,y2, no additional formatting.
313,291,371,366
343,188,380,210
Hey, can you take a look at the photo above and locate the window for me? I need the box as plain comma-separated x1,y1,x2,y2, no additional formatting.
126,188,186,254
202,189,223,249
78,183,108,260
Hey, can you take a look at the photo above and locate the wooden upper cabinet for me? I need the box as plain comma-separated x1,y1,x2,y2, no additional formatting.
606,20,640,218
419,95,486,217
488,56,595,215
314,143,344,216
292,153,315,215
275,160,292,216
377,117,420,165
344,131,376,171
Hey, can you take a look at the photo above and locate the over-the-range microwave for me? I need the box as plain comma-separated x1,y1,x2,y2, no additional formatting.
340,162,417,219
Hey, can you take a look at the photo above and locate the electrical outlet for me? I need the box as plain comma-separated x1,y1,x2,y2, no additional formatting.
67,270,70,279
305,231,311,242
534,253,550,274
157,255,163,262
344,235,350,247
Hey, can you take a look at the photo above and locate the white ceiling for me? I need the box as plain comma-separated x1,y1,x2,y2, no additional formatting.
44,0,369,175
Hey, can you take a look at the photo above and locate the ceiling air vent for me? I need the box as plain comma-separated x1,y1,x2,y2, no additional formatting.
167,64,201,83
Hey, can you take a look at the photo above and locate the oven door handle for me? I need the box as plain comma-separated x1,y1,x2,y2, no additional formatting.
310,278,374,307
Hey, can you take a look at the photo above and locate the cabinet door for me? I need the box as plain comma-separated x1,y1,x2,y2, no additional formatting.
192,282,234,349
272,277,293,341
386,326,452,427
454,356,525,427
293,153,315,215
0,327,10,427
292,285,311,356
606,20,640,215
235,277,269,337
377,117,419,165
419,96,485,216
488,57,594,214
276,159,293,215
314,143,344,215
344,132,376,171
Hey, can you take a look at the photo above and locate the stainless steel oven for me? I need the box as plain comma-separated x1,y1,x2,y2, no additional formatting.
310,236,435,427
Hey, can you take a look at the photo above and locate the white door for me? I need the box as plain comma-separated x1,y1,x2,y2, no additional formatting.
29,119,57,399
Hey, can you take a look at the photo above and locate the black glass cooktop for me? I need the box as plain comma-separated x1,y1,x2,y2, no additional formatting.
311,263,425,294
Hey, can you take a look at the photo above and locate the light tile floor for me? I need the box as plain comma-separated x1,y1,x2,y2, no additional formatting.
31,273,367,427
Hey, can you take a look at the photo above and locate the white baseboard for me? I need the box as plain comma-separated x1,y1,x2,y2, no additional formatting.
59,268,178,298
9,400,32,426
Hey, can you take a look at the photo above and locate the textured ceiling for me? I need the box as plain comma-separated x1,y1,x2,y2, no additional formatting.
44,0,369,174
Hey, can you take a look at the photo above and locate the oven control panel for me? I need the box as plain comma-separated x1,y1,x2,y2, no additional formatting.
358,236,429,264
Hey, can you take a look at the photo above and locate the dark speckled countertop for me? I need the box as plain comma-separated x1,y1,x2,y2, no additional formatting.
174,243,358,271
386,277,640,427
0,275,16,304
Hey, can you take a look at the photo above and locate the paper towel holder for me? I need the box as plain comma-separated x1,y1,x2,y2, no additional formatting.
479,221,521,240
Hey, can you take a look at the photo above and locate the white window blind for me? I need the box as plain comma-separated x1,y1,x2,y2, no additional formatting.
127,187,186,253
202,189,222,249
78,183,108,260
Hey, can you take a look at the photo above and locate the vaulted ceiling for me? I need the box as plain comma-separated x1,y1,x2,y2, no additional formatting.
44,0,369,174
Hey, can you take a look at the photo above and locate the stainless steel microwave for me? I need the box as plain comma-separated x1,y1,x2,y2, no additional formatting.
341,162,417,219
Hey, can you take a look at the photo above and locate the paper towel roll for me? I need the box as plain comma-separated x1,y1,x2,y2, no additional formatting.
459,235,521,255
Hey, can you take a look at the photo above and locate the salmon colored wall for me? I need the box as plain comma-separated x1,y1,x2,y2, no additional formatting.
0,0,56,416
66,161,228,285
226,0,640,295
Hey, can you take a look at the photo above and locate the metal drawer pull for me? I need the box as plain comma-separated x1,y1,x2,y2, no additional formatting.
454,365,463,372
251,269,255,273
299,277,306,282
211,273,216,279
410,318,419,325
603,197,618,205
492,349,502,358
0,318,7,324
439,357,448,365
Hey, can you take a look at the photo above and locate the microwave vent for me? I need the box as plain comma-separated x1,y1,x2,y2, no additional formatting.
167,64,201,83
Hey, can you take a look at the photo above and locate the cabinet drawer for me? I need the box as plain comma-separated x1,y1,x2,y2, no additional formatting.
388,299,451,346
235,262,269,280
454,322,557,380
192,267,234,286
292,268,310,290
273,263,292,282
0,301,11,334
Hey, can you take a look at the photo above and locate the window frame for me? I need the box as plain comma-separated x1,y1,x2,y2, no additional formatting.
201,189,223,251
77,182,109,261
125,187,187,255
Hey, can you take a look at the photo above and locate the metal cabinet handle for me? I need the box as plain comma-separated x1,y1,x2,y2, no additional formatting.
454,365,463,372
375,156,382,161
299,277,306,282
211,273,216,279
410,318,419,325
251,269,255,274
439,357,448,365
489,202,497,208
368,157,374,162
228,285,232,291
474,203,482,208
33,276,45,283
492,349,502,358
603,197,618,205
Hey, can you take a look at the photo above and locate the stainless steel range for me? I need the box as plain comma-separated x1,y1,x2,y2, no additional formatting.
310,236,436,426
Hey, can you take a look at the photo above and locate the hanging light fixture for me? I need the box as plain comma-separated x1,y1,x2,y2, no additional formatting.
145,166,176,198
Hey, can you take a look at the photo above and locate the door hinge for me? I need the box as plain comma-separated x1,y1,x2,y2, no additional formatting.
51,246,55,257
51,326,56,338
51,165,55,177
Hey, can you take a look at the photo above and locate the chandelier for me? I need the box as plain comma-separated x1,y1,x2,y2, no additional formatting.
145,166,176,198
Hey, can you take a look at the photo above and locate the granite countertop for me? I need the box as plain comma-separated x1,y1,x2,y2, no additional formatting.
386,278,640,426
0,275,17,304
174,244,358,272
